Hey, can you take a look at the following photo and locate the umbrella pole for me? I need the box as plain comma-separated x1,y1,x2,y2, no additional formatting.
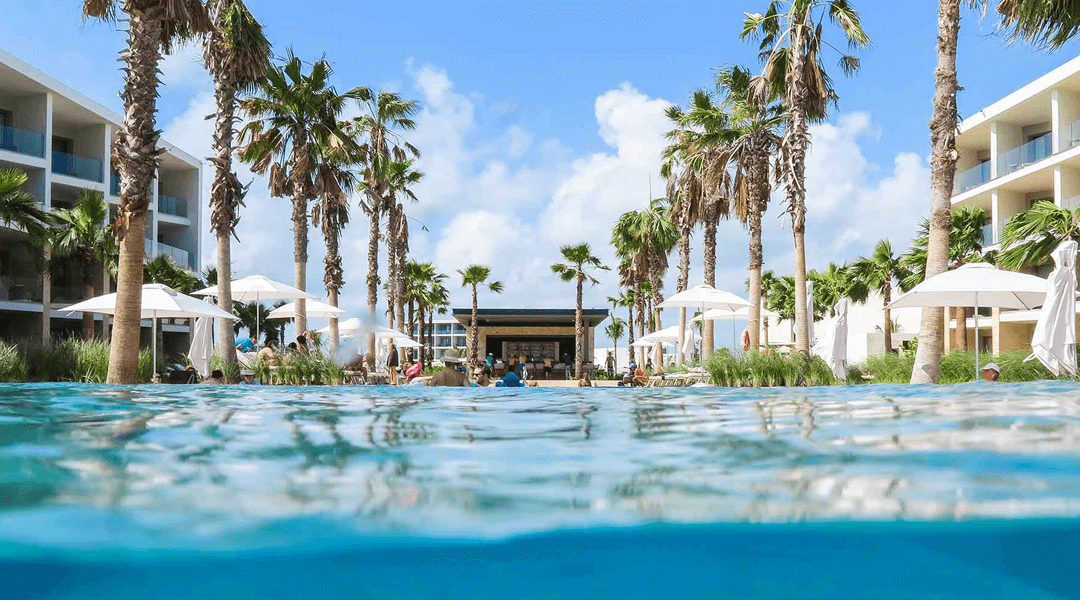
152,314,157,381
974,293,980,379
256,293,260,347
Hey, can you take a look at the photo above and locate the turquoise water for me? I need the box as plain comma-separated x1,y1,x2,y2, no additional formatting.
1,382,1079,598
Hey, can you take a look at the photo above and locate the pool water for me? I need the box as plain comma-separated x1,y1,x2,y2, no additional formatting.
1,382,1079,598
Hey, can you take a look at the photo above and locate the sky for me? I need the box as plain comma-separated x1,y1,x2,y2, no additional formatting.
2,0,1078,346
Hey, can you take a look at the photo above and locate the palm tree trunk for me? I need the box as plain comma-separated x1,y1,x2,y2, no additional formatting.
407,299,415,362
883,284,893,354
955,307,967,350
324,227,342,354
106,6,165,383
676,224,690,364
395,211,407,365
634,282,646,366
575,274,584,378
210,67,238,363
386,208,397,330
787,20,811,357
366,207,380,360
626,302,635,363
215,225,236,360
291,194,309,338
470,285,479,366
911,0,960,384
651,275,662,367
763,314,770,349
427,308,434,365
107,211,148,383
703,217,717,359
747,183,765,353
82,261,95,339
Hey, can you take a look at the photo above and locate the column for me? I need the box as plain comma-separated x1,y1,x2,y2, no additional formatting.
1052,88,1080,153
942,307,951,353
990,121,1022,179
1055,165,1080,209
40,92,53,342
991,308,1002,355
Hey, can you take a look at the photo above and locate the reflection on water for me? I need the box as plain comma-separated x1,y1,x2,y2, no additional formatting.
1,382,1079,547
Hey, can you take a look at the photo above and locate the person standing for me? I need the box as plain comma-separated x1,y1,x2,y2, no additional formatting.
606,351,615,377
387,341,400,385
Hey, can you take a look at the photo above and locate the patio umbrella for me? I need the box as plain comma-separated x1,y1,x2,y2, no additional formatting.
193,275,314,345
888,262,1048,377
265,300,345,320
659,284,753,358
318,320,421,345
188,316,213,377
691,306,783,350
1026,240,1078,377
631,325,683,347
812,299,849,380
63,283,238,373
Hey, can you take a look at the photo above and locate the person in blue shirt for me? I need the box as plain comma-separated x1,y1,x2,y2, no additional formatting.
500,364,522,387
235,336,255,352
486,353,495,368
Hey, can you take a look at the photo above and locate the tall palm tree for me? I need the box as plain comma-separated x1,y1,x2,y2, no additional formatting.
759,269,779,348
852,240,911,355
405,260,441,361
238,51,363,338
608,289,636,361
458,265,503,366
84,0,212,383
604,316,626,374
425,277,450,365
351,90,421,360
809,262,869,318
551,243,609,377
996,1,1080,50
204,0,270,366
49,190,116,339
743,0,870,355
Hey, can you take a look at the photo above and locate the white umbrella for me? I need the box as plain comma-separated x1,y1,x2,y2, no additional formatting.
631,325,683,347
193,275,314,344
659,284,753,358
63,284,238,373
888,262,1048,377
1026,240,1077,377
188,316,213,377
691,306,783,350
318,319,420,345
812,299,849,380
265,300,345,320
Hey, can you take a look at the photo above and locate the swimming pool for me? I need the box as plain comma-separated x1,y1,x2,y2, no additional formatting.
1,382,1079,598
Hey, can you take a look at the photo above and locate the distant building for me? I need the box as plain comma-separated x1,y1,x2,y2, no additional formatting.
0,49,201,345
452,308,608,375
411,316,467,361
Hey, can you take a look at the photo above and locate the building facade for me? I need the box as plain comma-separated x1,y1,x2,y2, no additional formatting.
411,316,468,361
0,49,201,343
949,54,1080,354
452,308,608,376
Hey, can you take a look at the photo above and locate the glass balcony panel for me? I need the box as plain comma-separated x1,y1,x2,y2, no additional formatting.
436,324,452,334
1065,119,1080,151
996,132,1053,177
952,161,991,195
157,194,188,218
0,124,46,158
981,223,994,247
110,173,120,196
51,150,103,182
154,241,193,270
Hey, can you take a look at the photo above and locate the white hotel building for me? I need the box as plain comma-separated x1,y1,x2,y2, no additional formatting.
0,49,201,345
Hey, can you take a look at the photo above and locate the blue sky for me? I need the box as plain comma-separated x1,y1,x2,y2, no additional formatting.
2,1,1077,344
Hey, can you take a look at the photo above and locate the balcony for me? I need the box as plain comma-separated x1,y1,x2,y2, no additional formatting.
996,132,1053,178
155,241,195,270
51,150,103,182
1064,119,1080,151
157,194,188,218
0,124,45,158
952,161,991,195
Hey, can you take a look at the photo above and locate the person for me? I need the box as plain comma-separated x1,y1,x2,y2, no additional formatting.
578,372,593,388
201,369,224,385
303,330,317,351
543,356,553,379
606,351,615,377
499,364,522,388
525,376,539,387
387,341,399,385
239,369,258,385
427,351,470,387
982,362,1001,382
405,361,423,384
473,366,492,387
645,358,653,372
257,341,279,366
486,353,496,368
742,328,751,352
234,336,255,353
631,365,648,387
295,335,311,355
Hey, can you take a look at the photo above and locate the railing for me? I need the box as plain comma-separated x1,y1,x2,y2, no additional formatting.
110,173,120,196
981,223,995,247
0,124,45,158
145,238,153,258
1064,119,1080,151
51,150,103,182
996,132,1053,177
952,161,991,195
157,194,188,218
155,241,195,270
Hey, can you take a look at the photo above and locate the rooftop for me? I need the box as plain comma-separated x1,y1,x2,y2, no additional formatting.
451,308,609,328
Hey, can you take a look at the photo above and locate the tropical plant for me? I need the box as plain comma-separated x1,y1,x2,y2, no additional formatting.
551,243,609,377
49,190,116,339
84,0,213,383
851,240,911,355
238,51,363,338
0,167,52,240
232,300,288,345
742,0,870,355
998,200,1080,269
604,316,626,374
204,0,270,366
458,265,503,366
808,262,869,319
405,261,446,365
143,254,201,293
759,269,779,348
608,289,636,362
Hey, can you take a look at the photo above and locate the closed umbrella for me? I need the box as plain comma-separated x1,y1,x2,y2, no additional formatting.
188,316,213,377
193,275,315,345
888,262,1047,377
63,284,238,374
812,299,849,380
1026,240,1078,377
680,325,697,360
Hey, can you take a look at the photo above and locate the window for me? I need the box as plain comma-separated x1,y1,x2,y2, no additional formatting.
453,324,466,334
0,109,11,127
52,136,73,154
436,324,452,335
436,337,451,347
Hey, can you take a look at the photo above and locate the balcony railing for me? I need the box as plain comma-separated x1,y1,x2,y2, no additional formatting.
952,161,991,195
110,173,120,196
51,150,103,182
1064,119,1080,151
981,223,995,247
155,241,195,270
0,124,46,158
157,194,188,218
996,132,1053,177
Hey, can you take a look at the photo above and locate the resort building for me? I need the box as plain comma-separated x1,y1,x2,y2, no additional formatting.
0,49,202,345
452,308,608,376
411,316,468,361
949,54,1080,353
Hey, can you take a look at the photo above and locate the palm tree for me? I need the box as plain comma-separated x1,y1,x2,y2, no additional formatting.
998,200,1080,270
351,90,421,359
238,51,363,338
144,254,201,293
204,0,270,366
604,317,626,374
405,261,443,362
767,274,798,340
852,240,911,355
425,278,450,365
458,265,503,366
809,262,869,318
996,1,1080,50
0,167,52,240
49,190,116,339
84,0,212,383
759,269,778,348
742,0,870,355
551,243,609,377
608,289,636,361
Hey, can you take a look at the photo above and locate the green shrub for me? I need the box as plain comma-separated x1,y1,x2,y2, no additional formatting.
857,350,1064,384
0,342,28,382
704,351,837,387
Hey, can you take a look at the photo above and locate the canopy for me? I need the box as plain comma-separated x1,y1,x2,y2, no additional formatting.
318,319,420,345
690,306,781,323
659,284,753,311
887,262,1048,376
632,325,683,347
63,283,238,373
194,275,315,344
187,316,213,377
266,300,345,320
812,299,848,381
1027,240,1077,377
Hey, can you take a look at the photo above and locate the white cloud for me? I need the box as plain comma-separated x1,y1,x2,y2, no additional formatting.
159,42,209,88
